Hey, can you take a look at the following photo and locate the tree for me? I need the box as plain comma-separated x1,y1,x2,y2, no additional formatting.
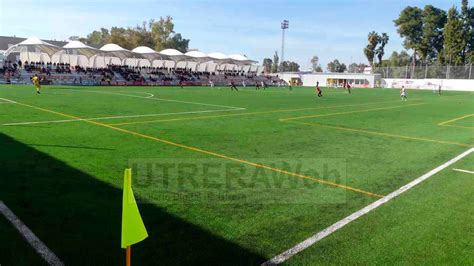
348,63,358,73
375,33,390,65
127,21,155,48
167,33,189,52
150,16,175,50
262,58,272,73
80,17,190,52
461,0,474,63
364,31,380,66
327,59,347,72
388,51,412,66
110,27,131,49
271,51,279,73
348,63,368,73
288,61,300,72
394,6,424,65
149,17,190,51
444,6,465,65
280,61,300,72
84,28,110,47
377,51,413,78
420,5,447,64
310,55,322,72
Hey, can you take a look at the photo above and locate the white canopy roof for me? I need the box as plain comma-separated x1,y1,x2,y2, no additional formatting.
208,52,228,60
4,37,62,57
228,54,258,65
99,43,137,60
208,52,235,64
159,49,188,62
3,36,259,69
184,51,211,63
62,41,99,58
132,46,169,61
132,46,156,54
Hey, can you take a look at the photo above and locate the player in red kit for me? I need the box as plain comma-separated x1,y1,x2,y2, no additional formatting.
315,81,322,97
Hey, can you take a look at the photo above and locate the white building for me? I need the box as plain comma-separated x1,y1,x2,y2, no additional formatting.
275,72,382,88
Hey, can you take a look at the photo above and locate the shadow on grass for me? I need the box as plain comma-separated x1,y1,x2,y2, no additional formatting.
26,143,116,151
0,133,265,265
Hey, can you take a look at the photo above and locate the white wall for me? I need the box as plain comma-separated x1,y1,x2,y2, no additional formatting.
275,73,379,87
274,73,473,91
383,79,474,92
275,73,301,83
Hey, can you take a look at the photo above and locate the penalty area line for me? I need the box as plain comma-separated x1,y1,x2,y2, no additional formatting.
0,201,64,266
263,147,474,265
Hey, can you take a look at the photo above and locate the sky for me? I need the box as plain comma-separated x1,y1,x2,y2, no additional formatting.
0,0,460,69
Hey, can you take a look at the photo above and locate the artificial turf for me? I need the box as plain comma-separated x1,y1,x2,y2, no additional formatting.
0,85,472,265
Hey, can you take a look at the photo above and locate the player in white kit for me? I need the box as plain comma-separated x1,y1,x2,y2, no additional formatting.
400,86,407,101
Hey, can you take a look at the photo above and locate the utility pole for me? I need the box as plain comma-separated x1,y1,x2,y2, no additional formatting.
280,20,289,72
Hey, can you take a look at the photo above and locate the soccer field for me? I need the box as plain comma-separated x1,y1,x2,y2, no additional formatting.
0,85,473,265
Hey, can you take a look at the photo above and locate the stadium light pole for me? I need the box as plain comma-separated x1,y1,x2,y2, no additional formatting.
280,20,289,72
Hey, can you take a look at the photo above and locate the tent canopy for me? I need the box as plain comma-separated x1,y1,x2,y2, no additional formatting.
228,54,258,65
208,52,228,60
132,46,169,61
4,37,62,57
159,49,188,62
208,52,234,64
99,43,137,60
3,37,259,70
184,51,211,63
62,40,99,58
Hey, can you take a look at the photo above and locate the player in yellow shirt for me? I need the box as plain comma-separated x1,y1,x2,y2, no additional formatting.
31,74,41,94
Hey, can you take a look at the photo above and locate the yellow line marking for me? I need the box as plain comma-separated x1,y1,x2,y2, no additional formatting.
280,103,425,121
285,121,472,147
279,102,472,147
13,101,384,199
438,114,473,129
110,100,407,126
441,124,474,129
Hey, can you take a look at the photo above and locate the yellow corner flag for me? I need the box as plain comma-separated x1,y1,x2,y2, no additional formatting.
121,168,148,249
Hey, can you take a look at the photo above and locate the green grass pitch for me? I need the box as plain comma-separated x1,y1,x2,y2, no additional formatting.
0,84,472,265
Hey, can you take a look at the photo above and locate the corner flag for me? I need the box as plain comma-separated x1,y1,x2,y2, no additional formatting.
121,168,148,249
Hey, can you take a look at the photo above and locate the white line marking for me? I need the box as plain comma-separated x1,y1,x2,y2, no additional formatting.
263,148,474,265
119,91,155,98
0,201,64,266
0,97,17,104
453,168,474,174
1,108,244,126
59,89,245,110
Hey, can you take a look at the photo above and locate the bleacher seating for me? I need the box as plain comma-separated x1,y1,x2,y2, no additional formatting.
1,60,285,86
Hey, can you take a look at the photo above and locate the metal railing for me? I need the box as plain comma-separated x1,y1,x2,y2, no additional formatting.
372,65,473,79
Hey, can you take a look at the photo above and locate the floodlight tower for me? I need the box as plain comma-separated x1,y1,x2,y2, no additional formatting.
280,20,289,71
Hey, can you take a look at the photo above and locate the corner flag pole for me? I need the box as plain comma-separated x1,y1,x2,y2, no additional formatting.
121,168,148,266
126,246,131,266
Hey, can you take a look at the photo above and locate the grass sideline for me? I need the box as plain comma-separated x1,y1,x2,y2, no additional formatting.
0,85,472,265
